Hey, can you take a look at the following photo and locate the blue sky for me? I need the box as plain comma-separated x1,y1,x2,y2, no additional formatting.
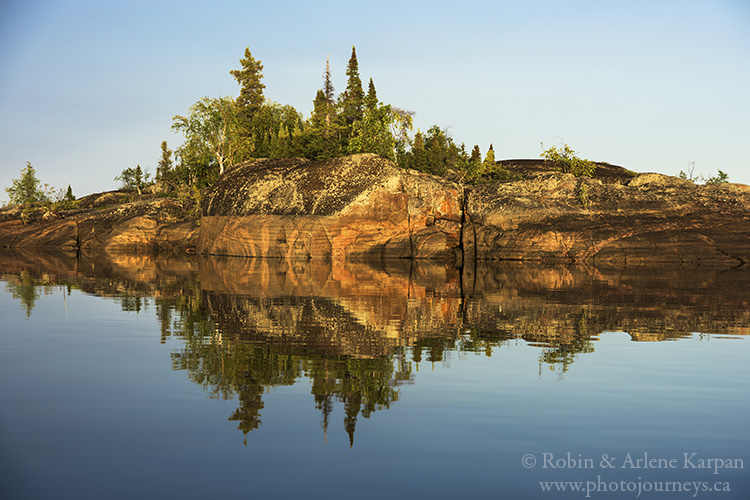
1,0,748,202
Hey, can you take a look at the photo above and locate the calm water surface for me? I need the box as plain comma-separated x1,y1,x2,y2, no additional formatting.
0,251,748,499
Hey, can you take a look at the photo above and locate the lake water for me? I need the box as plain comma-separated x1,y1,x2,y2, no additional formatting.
1,251,748,499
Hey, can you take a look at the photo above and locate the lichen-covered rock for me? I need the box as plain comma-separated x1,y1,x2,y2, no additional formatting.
0,197,199,255
464,171,750,265
199,154,463,263
3,155,749,267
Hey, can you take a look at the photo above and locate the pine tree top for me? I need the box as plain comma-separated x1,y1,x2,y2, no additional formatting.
231,47,266,116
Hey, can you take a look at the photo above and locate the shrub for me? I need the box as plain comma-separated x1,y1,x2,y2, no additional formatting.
705,170,729,185
540,143,597,177
679,163,730,185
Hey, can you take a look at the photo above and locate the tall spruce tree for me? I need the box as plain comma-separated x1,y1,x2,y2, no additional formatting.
483,144,496,168
412,131,428,172
305,56,345,160
323,55,335,126
157,140,173,181
470,145,482,164
340,46,364,130
311,90,328,129
365,78,377,111
349,78,395,160
230,48,266,128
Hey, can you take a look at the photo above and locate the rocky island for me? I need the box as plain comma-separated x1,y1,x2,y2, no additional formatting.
2,153,750,267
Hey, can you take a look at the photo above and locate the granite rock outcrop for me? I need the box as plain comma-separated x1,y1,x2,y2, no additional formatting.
199,154,463,264
463,172,750,266
0,194,199,256
199,154,750,266
2,154,749,266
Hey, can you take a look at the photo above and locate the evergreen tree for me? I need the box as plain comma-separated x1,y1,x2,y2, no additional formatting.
306,88,341,160
466,144,482,179
114,164,149,194
365,78,377,111
303,56,346,160
64,185,75,202
470,144,482,164
412,130,428,172
483,144,496,168
134,165,144,195
456,142,470,173
5,162,46,205
323,55,335,126
423,125,461,176
348,78,398,160
340,46,364,132
469,143,512,183
157,140,173,181
230,47,266,127
311,90,328,129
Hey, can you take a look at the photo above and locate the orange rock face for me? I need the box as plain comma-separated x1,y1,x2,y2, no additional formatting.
4,155,750,267
463,172,750,265
0,197,199,256
198,154,463,264
199,155,750,267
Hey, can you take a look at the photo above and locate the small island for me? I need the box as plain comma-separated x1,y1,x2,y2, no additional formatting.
2,46,749,267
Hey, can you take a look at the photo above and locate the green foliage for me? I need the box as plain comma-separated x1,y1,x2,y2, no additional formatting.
175,184,203,219
172,96,246,181
4,270,40,318
51,184,78,211
409,130,428,171
348,80,396,160
679,162,730,185
705,170,729,184
470,145,481,165
577,183,590,207
540,142,597,177
389,107,414,167
5,162,47,205
230,47,266,125
157,141,173,181
398,125,464,175
679,161,699,182
339,46,365,134
166,45,508,191
423,126,460,176
250,101,305,158
466,144,516,183
115,164,151,194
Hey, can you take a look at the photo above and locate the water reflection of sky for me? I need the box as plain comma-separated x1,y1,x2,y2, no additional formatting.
0,254,749,499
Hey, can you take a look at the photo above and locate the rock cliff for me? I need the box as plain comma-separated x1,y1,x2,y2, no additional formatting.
2,154,749,266
200,154,750,266
0,193,199,256
464,171,750,266
199,154,463,264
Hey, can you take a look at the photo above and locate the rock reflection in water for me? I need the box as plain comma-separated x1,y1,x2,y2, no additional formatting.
2,249,749,443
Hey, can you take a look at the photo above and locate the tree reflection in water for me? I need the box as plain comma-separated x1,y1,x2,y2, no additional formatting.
2,249,749,444
168,291,513,446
